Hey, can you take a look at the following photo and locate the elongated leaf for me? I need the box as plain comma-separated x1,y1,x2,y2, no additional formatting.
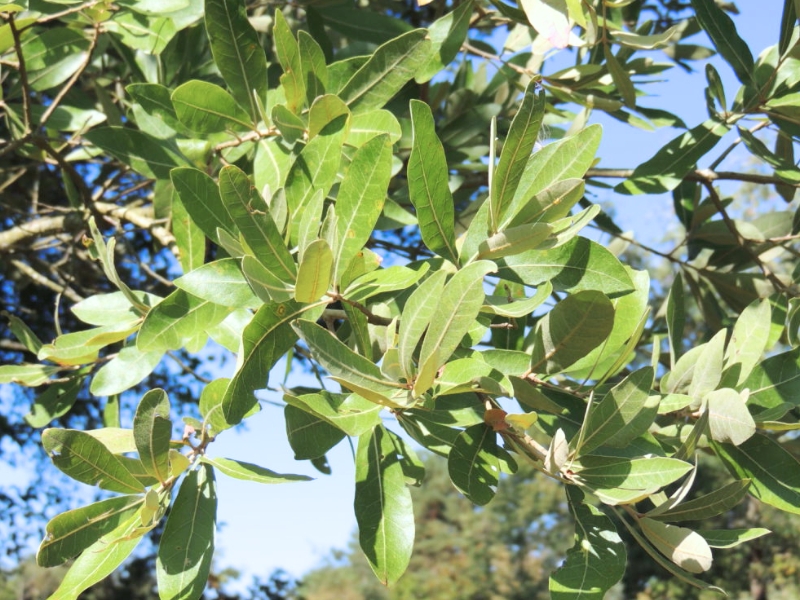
572,456,692,505
482,282,551,318
90,346,163,397
690,0,754,86
744,347,800,413
530,290,615,375
498,237,634,296
333,134,393,281
174,258,259,309
37,494,144,568
84,128,186,180
398,270,448,379
308,95,349,140
476,223,552,260
171,167,236,241
137,289,230,352
171,187,205,274
649,480,751,522
549,486,626,600
503,124,602,230
222,301,317,425
713,434,800,514
172,79,253,133
201,456,312,483
448,423,499,506
299,30,327,105
283,391,382,437
274,10,305,113
133,389,172,483
640,518,713,574
157,464,216,600
339,29,432,113
292,320,406,406
688,329,726,400
578,368,656,455
285,404,345,459
42,429,145,494
617,119,730,195
723,298,771,386
355,424,414,585
25,377,83,428
667,272,686,367
706,388,755,446
219,165,297,284
491,83,545,232
698,528,770,548
73,294,161,328
205,0,268,120
344,264,428,303
416,0,473,83
295,239,333,303
49,513,143,600
284,115,347,238
417,261,497,394
407,100,458,263
347,109,402,147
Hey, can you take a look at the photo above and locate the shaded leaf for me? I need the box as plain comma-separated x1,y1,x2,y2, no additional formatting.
133,389,172,483
448,423,499,506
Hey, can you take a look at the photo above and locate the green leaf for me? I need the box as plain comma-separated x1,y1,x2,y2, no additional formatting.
222,301,318,425
706,388,755,446
572,456,692,505
333,134,393,282
416,261,497,394
315,6,412,46
343,264,428,304
105,12,177,55
648,480,751,522
171,186,205,274
84,128,186,180
283,391,382,437
549,486,626,600
688,329,726,400
201,456,312,483
174,258,260,309
530,290,615,375
126,83,184,133
42,429,145,494
157,464,216,600
284,115,347,239
347,109,402,147
292,320,407,407
407,100,458,264
503,125,602,230
171,167,236,241
481,282,552,318
714,433,800,514
667,272,686,367
397,270,447,380
605,45,636,108
698,528,770,548
506,179,586,229
254,137,292,194
416,0,473,83
219,165,297,284
285,404,345,460
48,513,143,600
640,518,713,574
355,424,414,585
339,29,432,113
723,298,771,386
617,120,730,195
6,313,43,354
476,223,553,260
744,347,800,414
83,427,137,454
37,495,143,568
295,239,334,303
137,289,230,353
577,368,657,455
298,30,328,105
172,80,253,133
74,293,154,327
90,346,163,397
133,389,172,484
205,0,268,121
25,377,83,428
491,83,545,232
448,423,499,506
308,95,349,141
498,237,634,296
611,25,682,49
690,0,755,86
274,10,305,113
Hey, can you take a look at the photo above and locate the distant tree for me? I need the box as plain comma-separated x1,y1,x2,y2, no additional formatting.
2,0,800,599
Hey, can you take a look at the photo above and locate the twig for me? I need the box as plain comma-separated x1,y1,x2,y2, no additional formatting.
326,293,394,327
8,15,33,131
10,259,83,302
214,129,278,152
167,351,212,384
586,167,798,187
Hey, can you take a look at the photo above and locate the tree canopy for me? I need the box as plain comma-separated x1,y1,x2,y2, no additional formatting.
2,0,800,598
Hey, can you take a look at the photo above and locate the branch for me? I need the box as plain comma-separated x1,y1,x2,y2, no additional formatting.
10,259,83,302
586,168,799,188
8,14,33,131
326,293,395,327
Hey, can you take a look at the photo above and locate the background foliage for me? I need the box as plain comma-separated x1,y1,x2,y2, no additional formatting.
2,0,800,598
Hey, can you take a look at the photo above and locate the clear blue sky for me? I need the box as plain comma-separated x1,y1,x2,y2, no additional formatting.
211,1,784,584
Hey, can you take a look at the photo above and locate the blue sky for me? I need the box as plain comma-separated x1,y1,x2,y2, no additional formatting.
211,0,787,584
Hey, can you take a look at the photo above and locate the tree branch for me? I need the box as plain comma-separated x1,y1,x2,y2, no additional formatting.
586,167,799,188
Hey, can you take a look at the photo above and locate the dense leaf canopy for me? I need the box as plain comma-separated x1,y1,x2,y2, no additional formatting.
2,0,800,598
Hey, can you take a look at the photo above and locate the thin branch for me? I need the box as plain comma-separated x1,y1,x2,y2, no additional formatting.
167,352,212,384
213,128,278,152
8,15,33,131
10,259,83,302
326,293,395,327
586,167,799,187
